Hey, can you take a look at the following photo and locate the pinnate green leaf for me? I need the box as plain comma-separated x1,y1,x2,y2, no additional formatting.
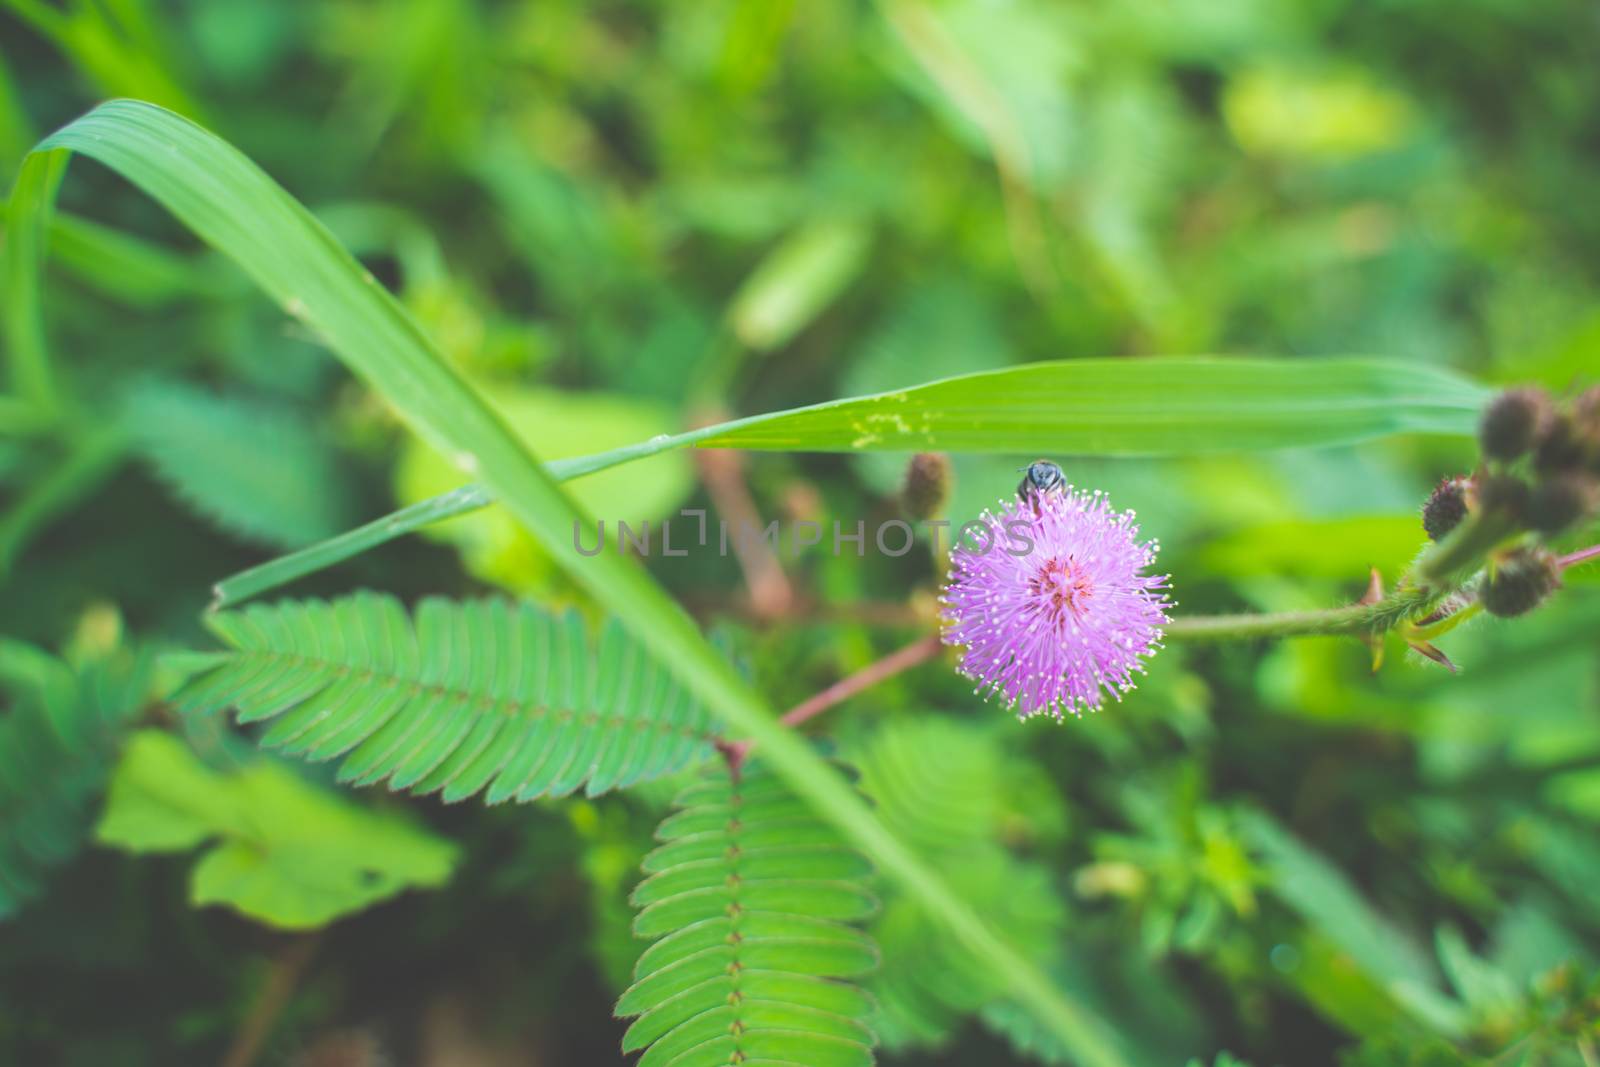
617,759,880,1066
174,592,722,803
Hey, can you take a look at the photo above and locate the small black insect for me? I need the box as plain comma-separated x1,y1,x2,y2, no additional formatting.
1017,459,1066,502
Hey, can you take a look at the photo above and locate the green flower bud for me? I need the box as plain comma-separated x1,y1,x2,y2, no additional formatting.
1480,387,1551,462
901,452,952,520
1480,547,1560,618
1422,476,1471,541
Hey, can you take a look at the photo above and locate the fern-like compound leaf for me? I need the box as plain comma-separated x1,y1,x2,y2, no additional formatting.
616,759,880,1067
122,380,355,548
174,592,720,803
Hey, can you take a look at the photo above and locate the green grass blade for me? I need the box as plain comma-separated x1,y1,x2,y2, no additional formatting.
211,485,492,609
3,146,67,418
7,99,1131,1067
692,357,1487,454
212,354,1485,604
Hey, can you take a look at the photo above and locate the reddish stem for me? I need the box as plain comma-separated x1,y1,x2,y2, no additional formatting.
721,633,944,770
690,410,794,620
1558,543,1600,571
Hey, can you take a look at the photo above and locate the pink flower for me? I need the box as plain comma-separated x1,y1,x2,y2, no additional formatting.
940,486,1172,719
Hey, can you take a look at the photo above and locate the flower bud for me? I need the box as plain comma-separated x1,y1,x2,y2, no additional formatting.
1573,386,1600,472
901,452,952,520
1526,473,1600,537
1480,387,1551,462
1480,547,1560,618
1473,473,1529,522
1422,476,1471,541
1533,413,1586,475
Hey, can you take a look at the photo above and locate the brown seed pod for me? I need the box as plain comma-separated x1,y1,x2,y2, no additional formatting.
901,452,953,520
1480,387,1551,462
1480,547,1561,618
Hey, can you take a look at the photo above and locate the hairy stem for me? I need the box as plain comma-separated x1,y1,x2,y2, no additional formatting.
1411,508,1515,589
1166,512,1516,643
1164,587,1436,641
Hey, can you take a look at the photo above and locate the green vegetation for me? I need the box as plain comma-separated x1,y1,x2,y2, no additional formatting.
3,2,1599,1065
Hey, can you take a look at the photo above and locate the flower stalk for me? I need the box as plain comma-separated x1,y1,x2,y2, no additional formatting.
1166,507,1517,644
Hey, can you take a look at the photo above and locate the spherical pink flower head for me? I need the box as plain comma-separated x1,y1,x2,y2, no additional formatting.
940,486,1171,720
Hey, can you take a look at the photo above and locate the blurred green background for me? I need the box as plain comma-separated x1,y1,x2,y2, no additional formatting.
2,0,1599,1064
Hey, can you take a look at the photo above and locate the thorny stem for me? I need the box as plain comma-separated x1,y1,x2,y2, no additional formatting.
720,634,945,770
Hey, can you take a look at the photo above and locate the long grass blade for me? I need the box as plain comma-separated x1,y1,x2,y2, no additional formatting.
213,353,1485,604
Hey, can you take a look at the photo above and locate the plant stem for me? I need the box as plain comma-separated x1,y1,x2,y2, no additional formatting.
1168,509,1528,643
1559,543,1600,571
221,934,320,1067
691,408,793,621
1411,508,1515,588
781,633,945,729
721,633,945,769
1165,587,1435,642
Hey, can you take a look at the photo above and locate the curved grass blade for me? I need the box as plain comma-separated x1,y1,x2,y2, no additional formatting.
4,98,1132,1067
212,484,492,608
214,354,1485,605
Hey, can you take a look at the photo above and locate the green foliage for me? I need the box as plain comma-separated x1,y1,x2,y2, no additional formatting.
616,758,880,1067
849,717,1071,1054
175,592,723,802
1086,771,1263,959
727,218,871,354
394,384,695,591
122,380,355,548
0,638,149,918
5,2,1600,1063
1242,810,1469,1036
96,729,456,927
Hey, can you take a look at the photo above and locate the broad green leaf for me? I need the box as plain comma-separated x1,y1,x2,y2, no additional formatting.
9,99,1135,1067
96,730,458,928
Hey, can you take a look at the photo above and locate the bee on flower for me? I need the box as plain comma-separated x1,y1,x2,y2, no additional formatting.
940,461,1172,720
